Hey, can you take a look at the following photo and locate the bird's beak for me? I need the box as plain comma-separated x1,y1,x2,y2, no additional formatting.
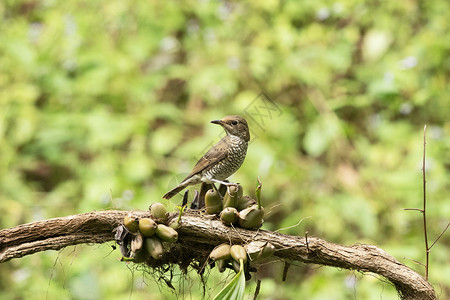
211,119,223,125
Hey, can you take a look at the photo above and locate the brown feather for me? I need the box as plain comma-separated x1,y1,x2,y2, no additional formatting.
188,136,230,177
162,184,188,200
162,138,229,199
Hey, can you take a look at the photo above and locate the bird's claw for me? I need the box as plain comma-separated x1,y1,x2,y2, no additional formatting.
226,183,239,195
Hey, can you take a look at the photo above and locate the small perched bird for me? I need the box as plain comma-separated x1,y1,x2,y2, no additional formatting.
163,115,250,200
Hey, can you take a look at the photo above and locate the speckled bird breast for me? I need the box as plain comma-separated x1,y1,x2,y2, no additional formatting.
203,136,248,180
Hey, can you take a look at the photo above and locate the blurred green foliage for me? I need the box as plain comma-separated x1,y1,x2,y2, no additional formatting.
1,0,449,299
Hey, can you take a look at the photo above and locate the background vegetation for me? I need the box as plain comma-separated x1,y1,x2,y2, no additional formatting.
1,0,449,299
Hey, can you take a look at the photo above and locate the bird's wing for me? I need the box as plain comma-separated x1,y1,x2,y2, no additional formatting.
188,137,229,177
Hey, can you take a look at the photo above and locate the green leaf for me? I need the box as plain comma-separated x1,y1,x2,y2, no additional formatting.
213,259,246,300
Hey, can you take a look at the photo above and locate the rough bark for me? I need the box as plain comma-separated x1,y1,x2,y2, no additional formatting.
0,210,436,300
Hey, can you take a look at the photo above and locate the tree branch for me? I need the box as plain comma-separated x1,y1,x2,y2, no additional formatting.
0,210,436,300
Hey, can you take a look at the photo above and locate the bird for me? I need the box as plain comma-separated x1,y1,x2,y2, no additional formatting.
163,115,250,200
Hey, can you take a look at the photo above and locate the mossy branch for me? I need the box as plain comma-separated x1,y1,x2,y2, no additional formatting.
0,210,436,300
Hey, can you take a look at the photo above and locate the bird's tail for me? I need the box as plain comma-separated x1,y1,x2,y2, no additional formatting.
162,183,188,200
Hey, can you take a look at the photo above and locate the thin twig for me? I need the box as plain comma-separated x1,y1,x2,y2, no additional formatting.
403,208,424,212
275,216,311,232
429,222,450,250
402,125,450,281
422,124,429,281
253,279,261,300
403,257,426,267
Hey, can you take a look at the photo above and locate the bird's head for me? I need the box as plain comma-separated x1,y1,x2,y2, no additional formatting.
211,115,250,142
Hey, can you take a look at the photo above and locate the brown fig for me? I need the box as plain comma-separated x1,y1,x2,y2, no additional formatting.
130,233,144,254
245,241,266,261
258,242,276,260
245,241,275,261
230,244,247,264
209,243,231,261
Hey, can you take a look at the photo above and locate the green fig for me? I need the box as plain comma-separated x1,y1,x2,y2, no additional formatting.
223,185,239,208
139,218,158,237
238,178,264,229
238,204,264,229
150,202,167,222
145,237,164,259
209,243,231,261
220,207,238,226
236,183,244,198
205,189,222,214
123,214,139,233
155,224,178,243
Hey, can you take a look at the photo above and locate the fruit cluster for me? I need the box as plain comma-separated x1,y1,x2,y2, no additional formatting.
209,241,276,274
121,202,181,260
206,179,264,229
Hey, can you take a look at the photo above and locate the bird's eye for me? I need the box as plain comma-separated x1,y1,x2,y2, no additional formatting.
231,120,238,125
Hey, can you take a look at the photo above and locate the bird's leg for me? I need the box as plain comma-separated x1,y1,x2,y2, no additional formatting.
210,179,239,195
210,178,237,187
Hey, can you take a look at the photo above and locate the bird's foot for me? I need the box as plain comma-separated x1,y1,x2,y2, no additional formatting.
227,182,239,191
227,183,239,196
